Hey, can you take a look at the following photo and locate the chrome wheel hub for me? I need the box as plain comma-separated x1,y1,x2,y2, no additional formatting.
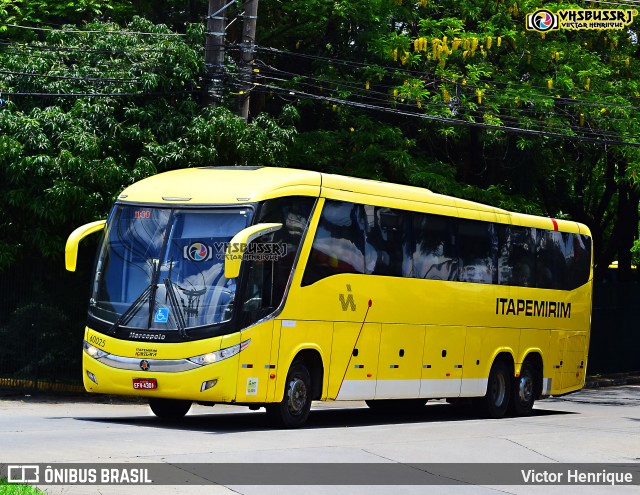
518,374,533,403
287,378,307,415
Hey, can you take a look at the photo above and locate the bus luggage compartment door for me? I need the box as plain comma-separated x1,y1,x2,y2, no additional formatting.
420,325,466,398
330,322,381,400
375,324,424,399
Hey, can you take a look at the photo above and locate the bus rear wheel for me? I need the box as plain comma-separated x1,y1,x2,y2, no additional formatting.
149,398,192,420
476,360,511,419
510,361,536,416
266,360,312,428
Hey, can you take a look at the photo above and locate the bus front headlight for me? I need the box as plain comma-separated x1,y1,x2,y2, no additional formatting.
83,341,107,359
188,339,250,367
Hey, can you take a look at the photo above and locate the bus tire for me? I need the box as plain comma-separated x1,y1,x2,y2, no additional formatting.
149,398,192,420
477,360,511,419
266,360,312,428
510,361,536,416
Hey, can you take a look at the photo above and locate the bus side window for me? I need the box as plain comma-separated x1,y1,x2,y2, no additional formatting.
570,234,591,288
364,206,410,277
241,197,314,324
498,225,536,287
301,201,366,286
536,230,566,290
458,219,497,284
412,213,458,281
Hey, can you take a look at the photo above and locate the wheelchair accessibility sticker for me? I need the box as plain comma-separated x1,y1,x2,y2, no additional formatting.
154,308,170,323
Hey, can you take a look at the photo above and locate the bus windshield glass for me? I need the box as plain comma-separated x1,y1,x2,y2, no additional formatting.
89,205,252,333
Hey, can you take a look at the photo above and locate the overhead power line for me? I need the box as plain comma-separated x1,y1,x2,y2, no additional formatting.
0,40,177,54
252,70,636,136
255,43,640,109
0,70,142,83
253,59,640,117
253,81,640,148
0,23,186,37
1,90,199,98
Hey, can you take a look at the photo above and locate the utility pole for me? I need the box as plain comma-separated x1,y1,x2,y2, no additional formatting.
204,0,229,105
238,0,259,121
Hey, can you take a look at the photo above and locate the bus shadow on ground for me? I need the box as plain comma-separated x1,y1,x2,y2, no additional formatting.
70,401,575,434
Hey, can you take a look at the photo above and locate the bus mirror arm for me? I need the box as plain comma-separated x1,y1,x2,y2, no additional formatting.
65,220,107,272
224,223,283,279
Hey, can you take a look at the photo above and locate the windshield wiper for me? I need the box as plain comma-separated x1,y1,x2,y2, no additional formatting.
108,285,153,335
164,278,189,339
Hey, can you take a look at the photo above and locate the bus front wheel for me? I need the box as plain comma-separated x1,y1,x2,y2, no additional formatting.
266,360,312,428
149,398,192,420
476,360,511,419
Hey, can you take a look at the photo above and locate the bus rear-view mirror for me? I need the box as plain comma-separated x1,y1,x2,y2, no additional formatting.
224,223,283,279
65,220,107,272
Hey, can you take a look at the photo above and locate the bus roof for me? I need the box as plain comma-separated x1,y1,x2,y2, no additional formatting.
119,166,321,204
118,166,589,236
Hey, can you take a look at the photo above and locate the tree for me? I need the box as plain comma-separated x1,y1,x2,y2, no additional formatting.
0,17,297,271
256,0,640,275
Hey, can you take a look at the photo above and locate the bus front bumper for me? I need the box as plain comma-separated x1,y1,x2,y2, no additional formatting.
82,352,239,402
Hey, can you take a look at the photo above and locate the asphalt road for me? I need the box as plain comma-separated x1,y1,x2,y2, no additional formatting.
1,386,639,495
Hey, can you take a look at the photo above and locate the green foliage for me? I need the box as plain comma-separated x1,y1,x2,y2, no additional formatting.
0,18,296,270
2,0,640,275
631,239,640,267
0,0,111,25
0,0,206,27
0,478,45,494
258,0,640,272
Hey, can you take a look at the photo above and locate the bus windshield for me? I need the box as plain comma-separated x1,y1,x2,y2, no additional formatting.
89,205,252,334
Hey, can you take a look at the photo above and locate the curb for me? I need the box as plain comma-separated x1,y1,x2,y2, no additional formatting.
584,373,640,388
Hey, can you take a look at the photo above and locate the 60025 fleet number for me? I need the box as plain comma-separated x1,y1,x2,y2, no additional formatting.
89,335,106,348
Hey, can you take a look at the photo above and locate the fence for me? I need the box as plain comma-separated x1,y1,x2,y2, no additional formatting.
0,257,90,393
589,278,640,374
0,263,638,394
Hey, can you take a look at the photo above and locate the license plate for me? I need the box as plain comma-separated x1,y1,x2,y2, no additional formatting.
133,378,157,390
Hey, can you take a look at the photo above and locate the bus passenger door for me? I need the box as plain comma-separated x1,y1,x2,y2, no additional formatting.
329,322,380,400
420,325,466,398
236,321,273,402
375,324,424,399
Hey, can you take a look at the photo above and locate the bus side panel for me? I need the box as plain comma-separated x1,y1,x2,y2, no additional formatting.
460,327,518,397
459,327,488,397
330,322,380,400
265,322,282,402
209,332,241,402
375,324,424,399
548,331,589,395
561,333,588,391
277,320,333,401
549,332,567,395
516,329,549,373
236,321,273,403
421,325,466,398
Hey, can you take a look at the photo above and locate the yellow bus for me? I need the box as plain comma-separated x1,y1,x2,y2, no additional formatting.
66,167,593,427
